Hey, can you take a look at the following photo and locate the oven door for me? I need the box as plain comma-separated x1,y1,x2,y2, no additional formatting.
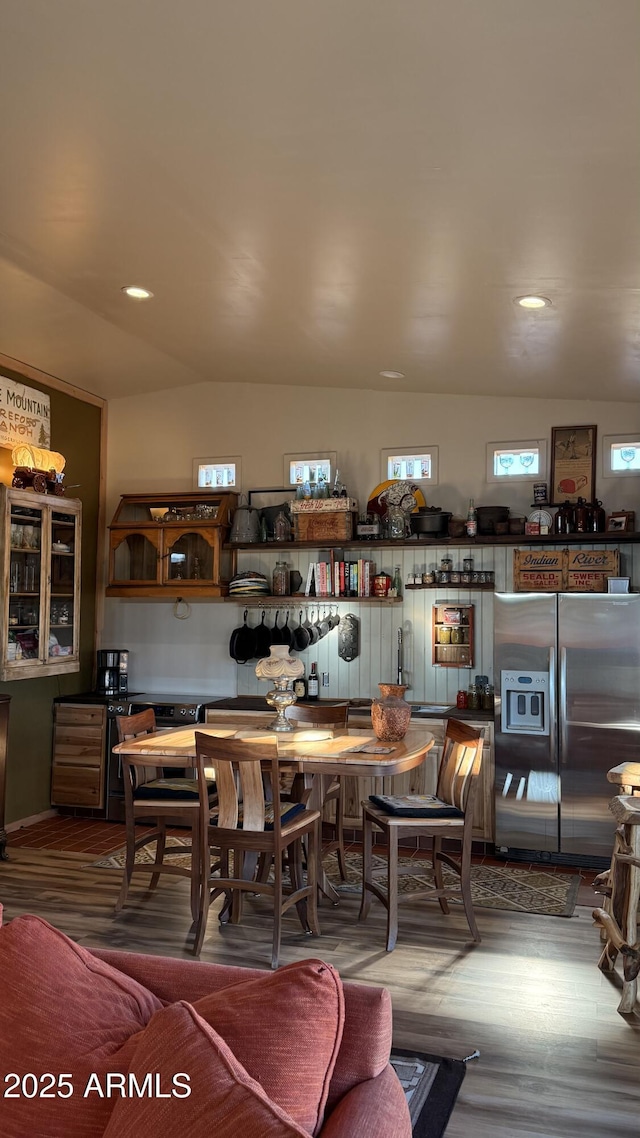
105,716,126,822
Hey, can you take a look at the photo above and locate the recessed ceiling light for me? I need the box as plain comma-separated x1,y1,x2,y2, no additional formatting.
121,285,154,299
379,370,405,379
515,295,551,309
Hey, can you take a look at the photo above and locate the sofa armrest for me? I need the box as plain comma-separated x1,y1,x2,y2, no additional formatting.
320,1065,411,1138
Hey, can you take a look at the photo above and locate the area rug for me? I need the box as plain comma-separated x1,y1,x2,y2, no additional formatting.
390,1048,467,1138
90,841,580,917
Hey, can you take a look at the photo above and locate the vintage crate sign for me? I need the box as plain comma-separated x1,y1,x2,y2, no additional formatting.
514,550,565,592
565,549,620,592
514,548,621,592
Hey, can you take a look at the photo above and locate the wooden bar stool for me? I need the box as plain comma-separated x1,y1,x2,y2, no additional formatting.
359,720,484,951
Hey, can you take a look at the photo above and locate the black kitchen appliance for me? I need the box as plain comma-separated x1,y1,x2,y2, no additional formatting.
96,649,129,696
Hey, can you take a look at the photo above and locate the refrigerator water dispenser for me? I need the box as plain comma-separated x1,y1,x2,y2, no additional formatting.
501,670,550,735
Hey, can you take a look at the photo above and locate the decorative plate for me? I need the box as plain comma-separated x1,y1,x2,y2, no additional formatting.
367,479,426,516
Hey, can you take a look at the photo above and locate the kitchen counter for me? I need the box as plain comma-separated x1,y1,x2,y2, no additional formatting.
208,695,493,724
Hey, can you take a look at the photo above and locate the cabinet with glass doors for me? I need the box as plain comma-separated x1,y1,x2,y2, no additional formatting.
1,486,81,680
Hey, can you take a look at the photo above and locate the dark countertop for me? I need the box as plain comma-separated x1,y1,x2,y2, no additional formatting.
208,695,493,723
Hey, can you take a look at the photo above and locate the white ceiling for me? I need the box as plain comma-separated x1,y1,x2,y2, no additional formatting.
0,0,638,402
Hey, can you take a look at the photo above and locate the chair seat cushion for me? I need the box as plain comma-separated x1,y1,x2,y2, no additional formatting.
369,793,464,819
211,800,307,830
103,1001,309,1138
0,914,164,1137
134,778,216,802
191,958,345,1136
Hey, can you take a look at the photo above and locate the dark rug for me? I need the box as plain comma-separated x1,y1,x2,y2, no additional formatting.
390,1048,467,1138
91,841,581,917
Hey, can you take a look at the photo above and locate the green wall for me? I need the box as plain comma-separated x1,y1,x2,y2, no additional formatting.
0,364,102,823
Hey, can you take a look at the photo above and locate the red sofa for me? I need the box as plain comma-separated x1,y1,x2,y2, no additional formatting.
0,908,411,1138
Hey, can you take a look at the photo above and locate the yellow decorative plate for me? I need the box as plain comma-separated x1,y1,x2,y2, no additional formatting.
367,479,427,515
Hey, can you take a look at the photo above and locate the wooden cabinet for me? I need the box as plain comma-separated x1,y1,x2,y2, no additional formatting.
51,703,106,808
107,491,237,598
1,486,81,681
432,602,474,668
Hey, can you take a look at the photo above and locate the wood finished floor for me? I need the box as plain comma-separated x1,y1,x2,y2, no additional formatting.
1,839,639,1137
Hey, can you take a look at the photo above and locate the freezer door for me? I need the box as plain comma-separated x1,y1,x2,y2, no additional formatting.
559,593,640,859
494,593,559,852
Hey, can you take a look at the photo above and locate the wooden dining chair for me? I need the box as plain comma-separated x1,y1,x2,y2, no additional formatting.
114,709,216,940
359,719,484,950
192,732,321,967
285,701,349,880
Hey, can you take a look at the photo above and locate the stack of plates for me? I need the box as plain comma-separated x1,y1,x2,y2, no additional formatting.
228,571,270,597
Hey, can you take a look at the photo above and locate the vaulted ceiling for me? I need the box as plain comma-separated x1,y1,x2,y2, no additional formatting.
0,1,638,401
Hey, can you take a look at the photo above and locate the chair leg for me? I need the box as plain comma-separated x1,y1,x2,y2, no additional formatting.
271,847,283,970
149,820,167,893
192,816,212,957
190,815,201,924
359,810,374,922
231,849,245,925
306,821,320,937
288,839,310,933
114,810,137,914
433,836,450,914
460,836,481,944
386,826,399,952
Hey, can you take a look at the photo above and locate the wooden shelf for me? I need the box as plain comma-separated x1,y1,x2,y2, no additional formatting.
405,583,494,591
224,594,402,604
226,532,640,550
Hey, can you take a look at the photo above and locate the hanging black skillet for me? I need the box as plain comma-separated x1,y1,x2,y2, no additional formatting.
271,610,286,645
280,610,294,649
228,609,257,663
254,609,272,658
292,610,310,653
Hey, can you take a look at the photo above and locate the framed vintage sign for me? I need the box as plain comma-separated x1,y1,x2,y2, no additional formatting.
550,425,596,504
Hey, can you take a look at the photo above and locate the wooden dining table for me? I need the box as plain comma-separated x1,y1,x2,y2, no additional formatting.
113,721,435,903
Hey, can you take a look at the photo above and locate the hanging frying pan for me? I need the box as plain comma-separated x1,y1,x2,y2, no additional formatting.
228,609,257,664
271,610,286,645
280,610,294,649
254,609,272,658
292,610,310,653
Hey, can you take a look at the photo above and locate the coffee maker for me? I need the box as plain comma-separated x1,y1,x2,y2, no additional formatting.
96,649,129,696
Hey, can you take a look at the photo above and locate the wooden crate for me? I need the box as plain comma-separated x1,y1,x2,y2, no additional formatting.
514,549,565,592
514,548,621,592
292,510,355,542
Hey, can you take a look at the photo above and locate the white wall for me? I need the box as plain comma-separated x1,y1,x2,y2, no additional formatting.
103,380,640,697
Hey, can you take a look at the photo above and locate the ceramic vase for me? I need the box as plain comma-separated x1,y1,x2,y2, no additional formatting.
371,683,411,742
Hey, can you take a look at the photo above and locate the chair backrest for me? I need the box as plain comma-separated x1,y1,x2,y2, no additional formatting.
194,732,281,836
285,702,349,730
437,720,484,812
116,708,159,789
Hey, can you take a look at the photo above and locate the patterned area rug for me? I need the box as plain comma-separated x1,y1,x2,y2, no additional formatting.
90,841,580,917
390,1049,468,1138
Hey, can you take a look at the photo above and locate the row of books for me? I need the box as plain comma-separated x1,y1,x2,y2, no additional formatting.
304,552,377,597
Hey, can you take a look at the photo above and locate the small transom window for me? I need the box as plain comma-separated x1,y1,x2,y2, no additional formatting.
381,447,439,484
602,435,640,477
486,440,546,482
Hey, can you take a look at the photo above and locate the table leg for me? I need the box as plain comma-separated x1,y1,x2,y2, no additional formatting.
298,772,341,905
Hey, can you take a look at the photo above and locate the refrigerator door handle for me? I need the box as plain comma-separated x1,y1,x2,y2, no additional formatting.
558,645,567,767
549,643,557,765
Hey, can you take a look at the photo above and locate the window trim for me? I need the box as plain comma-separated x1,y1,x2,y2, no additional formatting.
602,434,640,478
192,456,241,490
380,446,439,485
486,439,547,483
283,451,337,487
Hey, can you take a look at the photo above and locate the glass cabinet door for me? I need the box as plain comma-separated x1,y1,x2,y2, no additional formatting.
162,530,215,584
110,531,161,583
7,503,44,666
48,509,79,662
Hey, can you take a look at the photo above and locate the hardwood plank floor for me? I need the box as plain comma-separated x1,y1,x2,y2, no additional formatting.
1,846,639,1137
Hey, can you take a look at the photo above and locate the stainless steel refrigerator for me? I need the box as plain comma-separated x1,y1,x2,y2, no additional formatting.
494,592,640,865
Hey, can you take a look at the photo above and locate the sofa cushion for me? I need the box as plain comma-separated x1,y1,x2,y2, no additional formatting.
0,914,163,1138
103,1001,309,1138
192,957,345,1136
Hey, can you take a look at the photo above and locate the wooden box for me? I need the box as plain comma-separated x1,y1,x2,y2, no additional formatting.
566,549,620,592
292,510,355,542
514,549,565,592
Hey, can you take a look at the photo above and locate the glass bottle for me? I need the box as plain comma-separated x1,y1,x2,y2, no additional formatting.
390,566,403,598
193,556,201,580
272,562,290,596
466,499,477,538
274,511,291,541
482,684,494,712
293,673,307,699
307,663,319,700
467,683,481,711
